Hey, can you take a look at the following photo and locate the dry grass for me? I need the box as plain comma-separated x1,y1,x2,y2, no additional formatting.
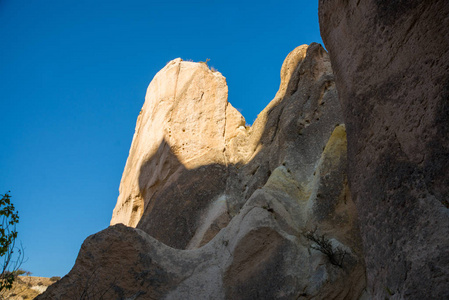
1,276,57,300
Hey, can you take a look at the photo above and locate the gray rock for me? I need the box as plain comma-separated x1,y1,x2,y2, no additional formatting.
319,0,449,298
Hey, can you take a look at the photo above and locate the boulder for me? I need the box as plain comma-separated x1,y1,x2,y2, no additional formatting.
319,0,449,298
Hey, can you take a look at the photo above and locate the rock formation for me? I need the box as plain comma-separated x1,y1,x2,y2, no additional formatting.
319,0,449,298
39,44,366,299
109,57,243,249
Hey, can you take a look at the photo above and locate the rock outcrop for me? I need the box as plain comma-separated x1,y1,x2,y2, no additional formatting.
39,44,366,299
110,57,244,249
319,0,449,298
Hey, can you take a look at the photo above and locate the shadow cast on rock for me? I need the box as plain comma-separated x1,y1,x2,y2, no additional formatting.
38,43,367,300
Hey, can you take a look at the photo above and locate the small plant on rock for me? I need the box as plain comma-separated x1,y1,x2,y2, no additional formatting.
50,276,61,282
199,58,210,66
305,228,347,268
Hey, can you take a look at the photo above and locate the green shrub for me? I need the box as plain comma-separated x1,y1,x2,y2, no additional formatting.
0,192,23,292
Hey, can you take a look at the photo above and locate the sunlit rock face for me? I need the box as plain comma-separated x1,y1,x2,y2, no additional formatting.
110,58,246,248
319,0,449,298
39,44,367,299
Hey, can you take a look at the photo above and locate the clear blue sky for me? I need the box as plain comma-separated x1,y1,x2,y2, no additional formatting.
0,0,323,277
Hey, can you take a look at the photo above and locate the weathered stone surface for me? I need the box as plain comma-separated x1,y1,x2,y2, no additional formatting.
319,0,449,298
39,44,366,299
110,59,245,249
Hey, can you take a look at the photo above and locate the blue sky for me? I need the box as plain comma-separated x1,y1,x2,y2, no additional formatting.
0,0,323,277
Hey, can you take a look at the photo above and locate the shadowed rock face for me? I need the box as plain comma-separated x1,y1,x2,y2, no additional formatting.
38,44,366,299
319,0,449,298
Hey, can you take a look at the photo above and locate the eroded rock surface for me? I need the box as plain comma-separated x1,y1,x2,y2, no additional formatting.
319,0,449,298
39,44,366,299
110,59,244,248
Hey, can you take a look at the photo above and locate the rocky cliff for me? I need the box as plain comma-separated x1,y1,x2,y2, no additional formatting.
319,0,449,298
38,44,367,299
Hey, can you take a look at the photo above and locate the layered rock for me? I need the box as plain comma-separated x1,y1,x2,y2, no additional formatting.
39,44,366,299
319,0,449,298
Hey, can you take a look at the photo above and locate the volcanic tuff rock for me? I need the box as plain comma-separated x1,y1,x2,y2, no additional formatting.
39,44,367,299
109,57,244,248
319,0,449,298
